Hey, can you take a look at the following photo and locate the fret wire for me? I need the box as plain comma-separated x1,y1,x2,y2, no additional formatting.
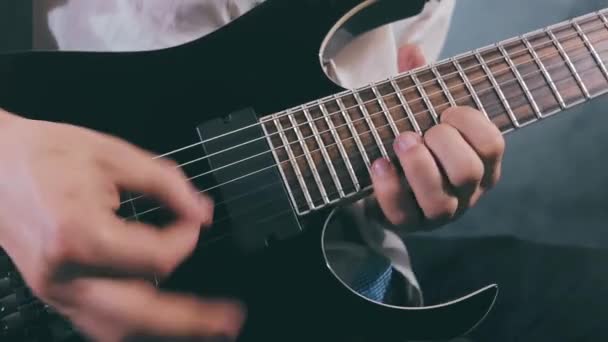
497,44,542,119
546,29,591,99
411,72,439,124
302,106,345,198
474,50,520,127
431,66,457,107
521,34,567,110
371,84,400,137
353,91,389,159
260,119,306,216
572,19,608,82
451,57,490,120
272,116,315,210
287,111,329,204
319,102,360,192
599,11,608,28
389,77,422,134
130,47,608,222
335,95,372,168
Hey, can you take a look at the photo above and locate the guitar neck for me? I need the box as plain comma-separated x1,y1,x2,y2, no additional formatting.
260,9,608,216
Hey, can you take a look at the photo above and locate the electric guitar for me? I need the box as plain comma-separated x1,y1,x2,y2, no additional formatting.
1,0,608,341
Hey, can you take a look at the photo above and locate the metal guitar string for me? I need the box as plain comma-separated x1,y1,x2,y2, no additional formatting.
122,16,608,209
135,58,607,228
125,38,605,216
212,59,608,230
151,12,606,170
125,46,607,222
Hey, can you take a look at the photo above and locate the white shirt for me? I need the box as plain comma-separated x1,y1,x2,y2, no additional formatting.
33,0,455,306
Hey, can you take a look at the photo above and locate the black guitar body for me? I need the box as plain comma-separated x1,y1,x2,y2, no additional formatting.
0,1,498,341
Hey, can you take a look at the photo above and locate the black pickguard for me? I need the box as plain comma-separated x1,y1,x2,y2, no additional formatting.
0,1,497,341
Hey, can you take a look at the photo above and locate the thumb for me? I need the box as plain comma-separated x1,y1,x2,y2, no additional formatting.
398,44,427,73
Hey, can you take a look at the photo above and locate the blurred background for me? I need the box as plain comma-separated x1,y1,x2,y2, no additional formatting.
427,0,608,249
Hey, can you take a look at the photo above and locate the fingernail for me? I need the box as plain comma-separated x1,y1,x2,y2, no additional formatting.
372,158,391,176
395,133,420,153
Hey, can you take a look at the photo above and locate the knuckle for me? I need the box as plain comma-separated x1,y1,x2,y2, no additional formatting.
422,197,458,221
159,157,179,170
423,124,448,142
453,158,484,188
388,211,409,227
486,168,502,189
159,158,188,182
206,306,246,339
44,217,78,269
440,106,468,122
479,134,506,162
28,273,53,300
153,256,178,278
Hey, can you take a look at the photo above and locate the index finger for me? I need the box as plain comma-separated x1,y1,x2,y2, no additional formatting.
99,137,211,225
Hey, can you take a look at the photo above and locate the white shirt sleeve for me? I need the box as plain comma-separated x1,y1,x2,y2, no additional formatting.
325,0,455,89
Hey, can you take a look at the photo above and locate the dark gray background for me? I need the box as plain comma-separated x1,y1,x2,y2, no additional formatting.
428,0,608,249
0,1,31,52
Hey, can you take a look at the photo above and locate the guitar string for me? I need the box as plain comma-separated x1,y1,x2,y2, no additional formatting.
126,42,604,217
152,15,607,166
146,58,608,233
208,59,608,231
125,48,607,222
122,19,608,207
156,14,606,164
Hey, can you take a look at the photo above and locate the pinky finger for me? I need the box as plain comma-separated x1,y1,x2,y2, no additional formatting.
69,279,246,342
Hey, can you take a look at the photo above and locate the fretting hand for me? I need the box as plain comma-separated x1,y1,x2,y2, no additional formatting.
368,45,505,232
0,110,245,341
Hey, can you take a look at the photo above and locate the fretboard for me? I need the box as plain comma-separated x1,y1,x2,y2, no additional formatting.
260,9,608,215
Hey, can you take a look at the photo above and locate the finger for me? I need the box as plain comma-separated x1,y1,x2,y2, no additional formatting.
69,279,245,342
424,124,484,208
441,107,505,189
370,158,420,226
393,132,458,222
398,44,427,72
99,138,210,225
79,216,203,280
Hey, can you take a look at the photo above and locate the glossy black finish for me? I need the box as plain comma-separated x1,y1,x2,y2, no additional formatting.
0,1,496,341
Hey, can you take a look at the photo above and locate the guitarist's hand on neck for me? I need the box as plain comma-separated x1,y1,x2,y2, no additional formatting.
368,44,505,233
0,110,245,341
